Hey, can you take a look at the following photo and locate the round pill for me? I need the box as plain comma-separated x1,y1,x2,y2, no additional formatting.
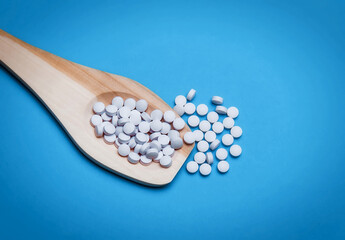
150,120,163,132
112,115,118,126
207,111,219,123
217,161,229,173
211,96,223,105
153,151,163,162
141,112,151,122
183,132,195,144
196,104,208,116
188,115,200,127
112,97,124,108
117,117,130,126
163,110,176,123
199,163,212,176
193,130,204,142
160,155,172,168
135,132,147,144
119,106,131,118
160,122,171,134
194,152,206,164
124,98,136,110
184,103,196,115
162,146,175,156
104,134,116,144
204,131,216,143
212,122,224,134
158,135,170,147
114,139,121,148
128,137,137,148
223,117,235,129
173,105,185,116
128,152,140,164
138,121,150,133
215,106,227,115
118,132,130,143
146,148,159,159
129,110,141,125
140,155,152,165
222,134,234,146
135,99,148,112
105,105,118,116
210,139,220,150
118,144,130,157
123,122,135,135
199,120,211,132
197,140,209,152
175,95,187,106
206,152,214,164
168,130,180,139
134,144,142,154
93,102,105,114
186,161,199,173
216,148,228,160
173,118,185,131
171,137,183,150
186,89,196,101
150,140,162,151
114,126,123,136
230,145,242,157
151,109,163,120
227,107,239,118
140,143,150,155
101,112,112,121
231,126,243,138
90,114,102,127
104,123,116,135
150,132,161,141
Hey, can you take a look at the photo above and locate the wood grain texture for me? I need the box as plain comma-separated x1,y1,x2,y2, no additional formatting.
0,29,194,186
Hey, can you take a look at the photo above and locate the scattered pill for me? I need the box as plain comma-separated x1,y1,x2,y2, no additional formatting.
117,117,130,126
105,105,118,116
223,117,234,129
150,120,163,132
134,144,142,154
188,115,200,127
231,126,242,138
168,130,180,139
206,152,214,164
119,106,131,118
162,145,175,156
217,161,229,173
227,107,239,118
112,115,118,126
193,130,204,142
163,110,176,123
173,118,185,130
129,110,141,125
135,132,147,144
196,104,208,116
186,89,196,101
154,151,163,162
184,103,196,115
158,135,170,147
207,111,219,123
90,115,103,127
230,145,242,157
160,155,172,168
118,144,130,157
124,98,136,110
128,137,137,148
175,95,187,106
160,122,171,134
183,132,195,144
112,97,124,108
118,132,130,143
212,122,224,134
150,132,161,141
211,96,223,105
101,112,112,121
216,148,228,160
171,137,183,149
146,148,159,159
194,152,206,164
173,105,185,116
199,163,211,176
104,123,116,135
197,140,209,152
104,134,116,144
135,99,148,112
114,126,123,136
210,139,220,150
140,155,152,165
215,106,227,115
141,112,151,122
150,140,162,151
138,121,150,133
140,143,150,155
204,131,216,143
93,102,105,114
151,109,163,120
128,152,140,164
186,161,199,173
222,134,234,146
199,120,211,132
123,122,135,135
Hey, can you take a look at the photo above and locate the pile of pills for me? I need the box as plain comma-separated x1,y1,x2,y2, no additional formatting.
90,96,187,168
173,89,243,176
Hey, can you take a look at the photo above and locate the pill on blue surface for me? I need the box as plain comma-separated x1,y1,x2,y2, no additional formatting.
204,131,216,143
216,148,228,160
186,89,196,101
222,134,234,146
173,105,185,116
175,95,187,106
188,115,200,127
90,114,102,127
212,122,224,134
196,104,208,116
207,111,219,123
199,120,211,132
112,97,124,108
210,139,220,150
217,161,229,173
231,126,242,138
215,106,227,115
230,145,242,157
193,130,204,142
93,102,105,114
184,103,196,115
223,117,234,129
197,140,209,152
135,99,148,112
227,107,239,118
206,152,214,164
194,152,206,164
199,163,212,176
211,96,223,105
186,161,199,173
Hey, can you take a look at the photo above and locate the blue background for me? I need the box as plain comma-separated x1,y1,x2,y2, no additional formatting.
1,0,345,239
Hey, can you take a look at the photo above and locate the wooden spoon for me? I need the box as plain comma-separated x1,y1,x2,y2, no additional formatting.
0,30,194,186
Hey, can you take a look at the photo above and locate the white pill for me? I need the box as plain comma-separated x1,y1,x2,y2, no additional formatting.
197,140,209,152
175,95,187,106
204,131,216,143
162,145,175,156
135,99,148,112
140,155,152,165
123,122,135,135
199,163,212,176
140,143,150,155
138,121,150,133
160,155,172,168
188,115,200,127
118,144,130,157
112,115,118,126
104,134,116,144
168,130,180,139
141,112,151,122
186,89,196,101
150,140,162,151
171,137,183,149
117,117,130,126
158,135,170,147
212,122,224,134
184,103,196,115
217,161,229,173
186,161,199,173
129,110,141,125
211,96,223,105
193,130,204,142
160,122,171,134
119,106,131,118
114,139,121,148
183,132,195,144
150,132,161,141
118,132,130,143
114,126,123,136
194,152,206,164
210,139,220,150
206,152,214,164
230,145,242,157
112,96,124,108
227,107,239,118
134,144,142,154
173,118,185,131
105,105,118,116
128,152,140,164
207,111,219,123
124,98,136,110
146,148,159,159
104,123,116,135
231,126,243,138
90,115,102,127
163,110,176,123
215,106,227,115
101,112,112,121
196,104,208,116
135,132,147,144
199,120,211,132
216,148,228,160
93,102,105,114
128,137,137,148
151,109,163,120
223,117,235,129
150,120,163,132
173,105,185,116
153,151,163,162
222,134,234,146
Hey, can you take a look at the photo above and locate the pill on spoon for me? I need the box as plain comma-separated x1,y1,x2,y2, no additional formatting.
90,115,102,127
207,111,219,123
124,98,136,110
162,145,175,156
101,112,112,121
173,118,185,130
151,109,163,120
104,134,116,144
211,96,223,105
141,112,151,122
160,155,172,168
196,104,208,116
140,155,152,165
128,152,140,164
186,161,199,173
135,132,147,144
188,115,200,127
222,134,234,146
118,144,130,157
217,161,229,173
199,163,212,176
129,110,141,125
104,123,116,135
231,126,243,138
150,120,163,132
112,115,118,126
163,110,176,123
173,105,185,116
105,105,118,116
227,107,239,118
112,97,124,108
93,102,105,114
171,137,183,149
186,89,196,101
160,122,171,134
146,148,159,159
183,132,195,144
153,151,163,162
94,123,104,137
175,95,187,106
184,103,196,115
135,99,148,112
158,135,170,147
119,106,131,118
230,145,242,157
168,130,180,139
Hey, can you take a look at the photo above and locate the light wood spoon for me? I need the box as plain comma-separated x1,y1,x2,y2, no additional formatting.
0,30,194,186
